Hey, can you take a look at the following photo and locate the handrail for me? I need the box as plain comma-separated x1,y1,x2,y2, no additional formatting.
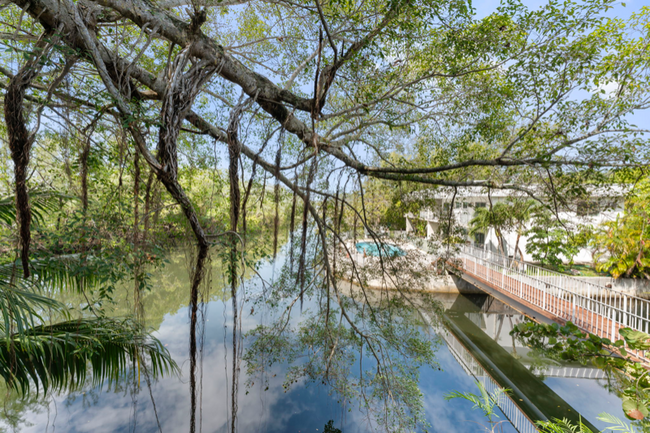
463,244,636,298
459,245,650,364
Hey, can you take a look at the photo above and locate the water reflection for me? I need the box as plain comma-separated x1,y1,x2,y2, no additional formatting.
0,247,638,432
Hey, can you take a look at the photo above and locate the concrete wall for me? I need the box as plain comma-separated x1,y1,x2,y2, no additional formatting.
356,274,484,294
579,277,650,296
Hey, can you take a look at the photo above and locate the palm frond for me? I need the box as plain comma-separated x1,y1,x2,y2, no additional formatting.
0,318,178,397
537,417,594,433
0,191,76,227
444,381,507,420
0,280,66,338
596,413,637,432
444,389,485,407
0,254,103,294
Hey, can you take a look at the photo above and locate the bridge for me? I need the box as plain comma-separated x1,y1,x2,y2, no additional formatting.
341,282,608,432
434,294,604,433
457,245,650,365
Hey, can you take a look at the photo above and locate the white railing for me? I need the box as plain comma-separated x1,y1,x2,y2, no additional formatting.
439,324,539,433
419,209,437,221
542,366,607,379
459,244,650,364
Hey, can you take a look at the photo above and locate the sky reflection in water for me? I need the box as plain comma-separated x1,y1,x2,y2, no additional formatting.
0,250,632,432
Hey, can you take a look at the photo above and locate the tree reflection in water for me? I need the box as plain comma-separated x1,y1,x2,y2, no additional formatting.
0,238,445,432
236,235,443,432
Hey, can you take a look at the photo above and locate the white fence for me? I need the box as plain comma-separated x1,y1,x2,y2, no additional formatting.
459,244,650,364
440,323,539,433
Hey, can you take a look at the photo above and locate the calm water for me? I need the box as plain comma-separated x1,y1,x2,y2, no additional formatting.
0,248,633,432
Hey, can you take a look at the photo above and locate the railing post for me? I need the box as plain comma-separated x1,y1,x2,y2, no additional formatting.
611,304,616,341
572,293,576,323
501,266,504,288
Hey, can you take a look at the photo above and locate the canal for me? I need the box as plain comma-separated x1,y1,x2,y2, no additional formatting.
0,247,635,432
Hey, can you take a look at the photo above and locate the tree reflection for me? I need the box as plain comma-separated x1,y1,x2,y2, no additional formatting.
242,235,443,432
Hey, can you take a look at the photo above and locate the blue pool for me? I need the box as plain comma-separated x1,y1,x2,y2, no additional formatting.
355,241,406,257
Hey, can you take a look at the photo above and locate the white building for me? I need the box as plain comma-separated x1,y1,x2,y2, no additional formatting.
404,186,626,264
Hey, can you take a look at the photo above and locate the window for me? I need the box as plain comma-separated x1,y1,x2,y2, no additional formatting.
475,202,487,209
463,202,469,209
474,232,485,245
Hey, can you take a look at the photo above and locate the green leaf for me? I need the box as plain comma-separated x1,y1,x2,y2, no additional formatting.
622,396,648,421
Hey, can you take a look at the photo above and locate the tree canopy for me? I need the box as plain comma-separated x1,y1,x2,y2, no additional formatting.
1,0,650,429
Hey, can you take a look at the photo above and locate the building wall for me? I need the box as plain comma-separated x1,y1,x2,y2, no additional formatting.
408,194,625,266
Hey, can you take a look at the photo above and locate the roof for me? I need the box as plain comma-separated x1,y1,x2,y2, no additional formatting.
405,184,629,202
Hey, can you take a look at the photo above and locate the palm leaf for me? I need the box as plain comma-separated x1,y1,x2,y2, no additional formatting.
596,413,637,432
0,280,66,338
0,191,76,227
537,417,596,433
444,381,509,420
0,253,103,294
0,318,178,397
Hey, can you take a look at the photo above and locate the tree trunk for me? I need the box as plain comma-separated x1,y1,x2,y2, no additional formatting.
80,137,91,212
143,169,155,241
4,35,52,278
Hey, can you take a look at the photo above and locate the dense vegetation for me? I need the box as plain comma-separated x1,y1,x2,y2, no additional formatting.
1,0,649,430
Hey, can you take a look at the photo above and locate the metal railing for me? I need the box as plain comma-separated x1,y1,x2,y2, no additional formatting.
439,323,539,433
459,244,650,364
418,209,437,221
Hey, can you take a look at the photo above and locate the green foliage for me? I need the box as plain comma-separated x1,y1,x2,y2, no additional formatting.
511,321,650,425
0,261,178,398
0,194,177,399
525,209,578,271
0,191,76,228
594,180,650,279
467,199,537,257
537,413,638,433
469,202,512,254
0,318,178,397
444,381,510,427
537,417,595,433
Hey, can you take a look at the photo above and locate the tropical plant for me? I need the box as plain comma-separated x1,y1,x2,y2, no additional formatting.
537,413,638,433
444,381,511,432
593,180,650,279
469,202,513,256
509,199,538,262
525,209,578,271
0,318,177,396
0,197,177,397
0,191,75,228
0,263,178,396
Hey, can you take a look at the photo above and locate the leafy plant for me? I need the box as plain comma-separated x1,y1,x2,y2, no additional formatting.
511,321,650,425
469,202,513,256
444,381,511,432
525,210,578,271
0,196,177,398
0,191,75,228
0,318,177,397
593,180,650,279
537,413,638,433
